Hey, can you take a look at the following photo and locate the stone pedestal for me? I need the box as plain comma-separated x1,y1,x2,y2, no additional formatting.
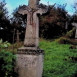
16,47,44,77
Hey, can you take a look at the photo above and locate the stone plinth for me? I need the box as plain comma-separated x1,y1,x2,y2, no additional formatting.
16,47,44,77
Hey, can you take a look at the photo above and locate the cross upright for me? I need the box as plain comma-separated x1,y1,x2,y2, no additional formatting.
72,23,77,39
18,0,47,48
28,0,40,9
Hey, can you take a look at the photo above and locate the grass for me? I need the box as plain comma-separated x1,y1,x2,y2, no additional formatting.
1,38,77,77
39,39,77,77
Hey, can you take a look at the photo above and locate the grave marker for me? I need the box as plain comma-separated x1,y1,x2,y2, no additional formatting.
16,0,48,77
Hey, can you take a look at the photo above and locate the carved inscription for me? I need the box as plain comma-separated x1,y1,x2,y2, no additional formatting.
17,55,38,68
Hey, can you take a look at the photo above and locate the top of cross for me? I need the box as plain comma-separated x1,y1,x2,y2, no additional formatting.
28,0,40,9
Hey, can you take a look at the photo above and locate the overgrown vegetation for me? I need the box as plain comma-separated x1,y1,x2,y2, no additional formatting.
0,39,18,77
0,39,11,48
56,27,77,45
1,39,77,77
40,39,77,77
0,50,17,77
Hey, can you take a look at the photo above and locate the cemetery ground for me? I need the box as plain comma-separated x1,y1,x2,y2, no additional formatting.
40,39,77,77
0,33,77,77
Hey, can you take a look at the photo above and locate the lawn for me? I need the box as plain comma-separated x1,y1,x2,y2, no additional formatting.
40,39,77,77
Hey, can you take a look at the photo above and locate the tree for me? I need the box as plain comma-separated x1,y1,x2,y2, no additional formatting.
39,4,68,39
12,4,69,39
0,1,12,42
11,6,27,42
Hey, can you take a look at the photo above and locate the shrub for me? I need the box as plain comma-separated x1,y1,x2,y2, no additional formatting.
56,37,77,45
65,27,76,38
56,37,71,44
0,50,17,77
56,27,77,45
0,39,11,48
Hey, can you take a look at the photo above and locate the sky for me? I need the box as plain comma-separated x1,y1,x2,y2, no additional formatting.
1,0,76,15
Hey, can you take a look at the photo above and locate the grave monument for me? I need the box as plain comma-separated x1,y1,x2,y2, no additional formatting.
16,0,48,77
16,30,20,43
72,23,77,39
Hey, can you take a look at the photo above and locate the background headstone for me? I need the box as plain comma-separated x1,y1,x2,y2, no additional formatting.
72,23,77,39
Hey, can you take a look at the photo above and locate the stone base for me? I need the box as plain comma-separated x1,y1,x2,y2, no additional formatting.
16,47,44,77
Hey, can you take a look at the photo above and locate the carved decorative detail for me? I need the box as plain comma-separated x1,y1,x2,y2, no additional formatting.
17,48,44,55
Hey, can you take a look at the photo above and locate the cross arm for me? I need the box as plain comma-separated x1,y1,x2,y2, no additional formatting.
18,9,28,15
36,8,48,15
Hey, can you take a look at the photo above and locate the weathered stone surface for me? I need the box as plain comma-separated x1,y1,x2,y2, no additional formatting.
28,0,40,9
16,0,47,77
24,8,47,47
18,2,47,48
24,11,39,47
17,47,44,55
16,52,43,77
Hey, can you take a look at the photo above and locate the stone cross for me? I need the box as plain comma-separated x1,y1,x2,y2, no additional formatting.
16,0,48,77
18,0,47,48
65,21,68,30
16,30,20,43
72,23,77,39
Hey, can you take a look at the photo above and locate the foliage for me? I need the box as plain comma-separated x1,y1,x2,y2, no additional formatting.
40,39,77,77
0,2,74,42
0,1,13,42
12,4,68,40
57,37,77,45
0,1,25,43
56,37,71,44
56,28,77,45
0,39,11,48
65,27,75,38
0,40,17,77
0,50,17,77
39,5,67,39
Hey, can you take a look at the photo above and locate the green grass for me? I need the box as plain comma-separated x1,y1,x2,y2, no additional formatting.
40,39,77,77
1,39,77,77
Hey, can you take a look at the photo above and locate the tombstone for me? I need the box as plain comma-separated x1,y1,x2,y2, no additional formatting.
65,21,68,30
72,23,77,39
13,28,16,43
15,0,48,77
16,30,20,43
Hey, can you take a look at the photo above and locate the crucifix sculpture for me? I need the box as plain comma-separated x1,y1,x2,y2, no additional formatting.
16,1,48,77
18,0,47,48
29,0,40,9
